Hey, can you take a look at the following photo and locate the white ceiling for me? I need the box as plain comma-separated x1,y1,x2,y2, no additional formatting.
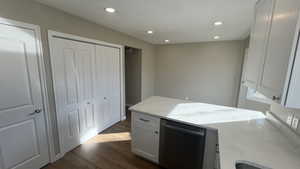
36,0,257,44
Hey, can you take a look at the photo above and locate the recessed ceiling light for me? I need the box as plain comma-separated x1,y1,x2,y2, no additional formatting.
214,21,223,26
214,36,220,40
105,7,116,13
147,30,154,34
164,40,170,43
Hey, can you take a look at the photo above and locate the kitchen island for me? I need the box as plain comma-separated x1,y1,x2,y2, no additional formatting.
129,96,300,169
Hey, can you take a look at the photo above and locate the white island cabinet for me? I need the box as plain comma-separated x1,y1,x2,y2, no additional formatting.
129,96,300,169
245,0,300,109
131,112,160,163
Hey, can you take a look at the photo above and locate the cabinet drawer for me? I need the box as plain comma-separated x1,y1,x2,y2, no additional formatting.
132,112,160,128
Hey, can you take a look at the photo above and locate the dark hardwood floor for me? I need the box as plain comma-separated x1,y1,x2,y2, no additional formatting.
43,113,162,169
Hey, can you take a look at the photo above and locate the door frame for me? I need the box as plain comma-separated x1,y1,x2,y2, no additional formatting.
0,17,56,163
124,46,142,107
48,30,126,153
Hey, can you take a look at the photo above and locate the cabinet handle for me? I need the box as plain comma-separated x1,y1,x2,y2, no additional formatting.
272,96,280,101
154,131,159,134
139,118,150,122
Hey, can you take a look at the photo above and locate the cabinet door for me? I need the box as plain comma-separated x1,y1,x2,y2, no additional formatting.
285,31,300,108
245,0,275,89
131,112,160,163
258,0,300,102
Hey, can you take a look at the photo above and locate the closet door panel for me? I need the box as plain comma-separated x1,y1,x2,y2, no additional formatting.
104,47,121,126
95,45,121,130
50,38,98,153
94,46,107,129
109,48,121,124
50,38,81,153
74,42,97,138
104,47,112,127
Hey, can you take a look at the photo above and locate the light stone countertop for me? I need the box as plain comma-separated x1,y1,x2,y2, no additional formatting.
129,96,300,169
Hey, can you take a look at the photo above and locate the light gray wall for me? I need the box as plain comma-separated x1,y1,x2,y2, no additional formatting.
0,0,156,154
125,47,142,106
155,40,246,107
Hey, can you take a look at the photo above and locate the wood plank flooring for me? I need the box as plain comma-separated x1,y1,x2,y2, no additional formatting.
43,113,162,169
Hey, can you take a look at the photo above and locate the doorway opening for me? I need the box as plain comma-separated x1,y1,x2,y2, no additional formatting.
125,46,142,117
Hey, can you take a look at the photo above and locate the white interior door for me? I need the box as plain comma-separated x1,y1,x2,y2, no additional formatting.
95,46,121,129
0,23,49,169
50,38,97,153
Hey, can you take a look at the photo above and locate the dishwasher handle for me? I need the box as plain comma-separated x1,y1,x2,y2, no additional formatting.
163,123,205,136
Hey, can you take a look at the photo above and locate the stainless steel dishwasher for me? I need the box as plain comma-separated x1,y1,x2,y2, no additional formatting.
159,119,219,169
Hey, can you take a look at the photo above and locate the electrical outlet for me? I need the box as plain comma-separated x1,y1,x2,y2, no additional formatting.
292,117,299,130
287,115,293,126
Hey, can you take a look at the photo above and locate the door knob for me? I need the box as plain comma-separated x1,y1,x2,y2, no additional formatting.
28,109,42,116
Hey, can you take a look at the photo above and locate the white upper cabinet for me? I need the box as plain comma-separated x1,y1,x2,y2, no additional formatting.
286,35,300,108
246,0,300,108
245,0,275,89
258,0,300,102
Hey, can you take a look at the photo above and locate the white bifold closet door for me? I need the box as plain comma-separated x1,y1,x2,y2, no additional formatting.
95,46,121,130
51,38,97,153
50,36,121,154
